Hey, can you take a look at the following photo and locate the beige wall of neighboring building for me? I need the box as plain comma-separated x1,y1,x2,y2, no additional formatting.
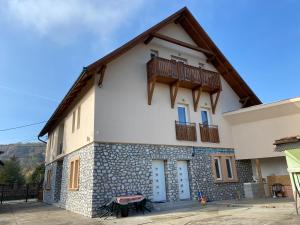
224,98,300,160
251,157,289,180
94,23,242,148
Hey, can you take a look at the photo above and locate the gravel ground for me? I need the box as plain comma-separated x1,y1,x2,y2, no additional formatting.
0,199,300,225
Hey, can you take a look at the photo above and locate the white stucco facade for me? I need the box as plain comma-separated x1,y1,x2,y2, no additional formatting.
45,22,245,163
93,23,242,148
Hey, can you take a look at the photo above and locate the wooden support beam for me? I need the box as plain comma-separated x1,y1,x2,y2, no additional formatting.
97,65,107,87
147,78,156,105
192,86,202,112
255,159,263,183
206,55,216,63
151,33,214,56
210,91,221,114
170,81,179,108
144,35,154,44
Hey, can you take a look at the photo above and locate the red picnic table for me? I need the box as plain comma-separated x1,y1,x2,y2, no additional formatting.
115,195,145,205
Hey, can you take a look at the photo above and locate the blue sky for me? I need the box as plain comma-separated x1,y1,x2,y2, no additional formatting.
0,0,299,144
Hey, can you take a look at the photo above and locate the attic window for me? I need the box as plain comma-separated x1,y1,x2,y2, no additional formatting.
150,49,159,58
171,55,187,64
198,62,204,68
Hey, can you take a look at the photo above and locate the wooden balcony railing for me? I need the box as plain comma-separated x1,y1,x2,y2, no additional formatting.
199,124,220,143
175,121,197,141
147,57,221,92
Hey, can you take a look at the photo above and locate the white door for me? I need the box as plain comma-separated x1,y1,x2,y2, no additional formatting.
177,161,191,200
152,160,167,202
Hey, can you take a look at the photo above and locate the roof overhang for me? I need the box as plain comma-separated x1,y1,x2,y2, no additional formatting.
38,7,261,137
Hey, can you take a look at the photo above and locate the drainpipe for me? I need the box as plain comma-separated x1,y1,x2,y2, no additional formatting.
38,136,47,144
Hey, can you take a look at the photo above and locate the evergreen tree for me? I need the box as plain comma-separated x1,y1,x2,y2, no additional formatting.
0,156,25,185
29,164,45,184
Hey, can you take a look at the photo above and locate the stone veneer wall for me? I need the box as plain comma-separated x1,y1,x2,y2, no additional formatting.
44,142,252,217
59,144,95,217
91,143,253,214
43,161,57,203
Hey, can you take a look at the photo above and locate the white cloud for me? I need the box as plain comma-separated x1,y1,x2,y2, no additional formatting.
1,0,145,44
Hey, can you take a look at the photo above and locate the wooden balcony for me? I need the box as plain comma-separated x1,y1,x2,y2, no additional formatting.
147,57,222,112
147,57,221,92
175,121,197,141
199,124,220,143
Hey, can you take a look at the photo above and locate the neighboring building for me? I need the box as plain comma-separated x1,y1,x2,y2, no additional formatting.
224,97,300,197
38,7,262,217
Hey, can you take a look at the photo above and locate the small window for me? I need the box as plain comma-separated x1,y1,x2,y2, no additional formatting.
214,157,222,180
226,158,233,179
77,106,81,130
72,111,76,133
171,55,187,64
45,170,52,190
48,134,52,149
211,154,237,182
177,104,189,124
199,62,204,68
150,49,159,58
69,158,80,190
201,109,210,126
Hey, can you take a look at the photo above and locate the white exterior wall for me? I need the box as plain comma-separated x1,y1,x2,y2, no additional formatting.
94,23,242,148
46,85,95,164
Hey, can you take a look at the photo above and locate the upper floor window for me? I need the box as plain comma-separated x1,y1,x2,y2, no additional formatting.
198,62,204,68
77,106,81,130
201,108,211,126
177,104,189,124
150,49,159,59
72,111,76,133
171,55,187,64
72,105,81,133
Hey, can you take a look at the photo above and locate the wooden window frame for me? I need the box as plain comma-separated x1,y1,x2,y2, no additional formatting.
69,157,80,191
213,157,222,181
45,169,52,190
211,154,238,183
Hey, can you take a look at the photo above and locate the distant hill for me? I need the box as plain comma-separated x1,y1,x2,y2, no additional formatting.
0,142,46,176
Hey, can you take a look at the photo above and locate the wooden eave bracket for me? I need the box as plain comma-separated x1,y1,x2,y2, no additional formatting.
174,15,185,24
170,81,179,108
240,96,250,108
144,35,154,45
147,78,156,105
210,91,221,114
192,86,202,112
97,65,107,87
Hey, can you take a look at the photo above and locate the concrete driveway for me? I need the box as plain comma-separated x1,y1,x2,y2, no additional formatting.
1,199,300,225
